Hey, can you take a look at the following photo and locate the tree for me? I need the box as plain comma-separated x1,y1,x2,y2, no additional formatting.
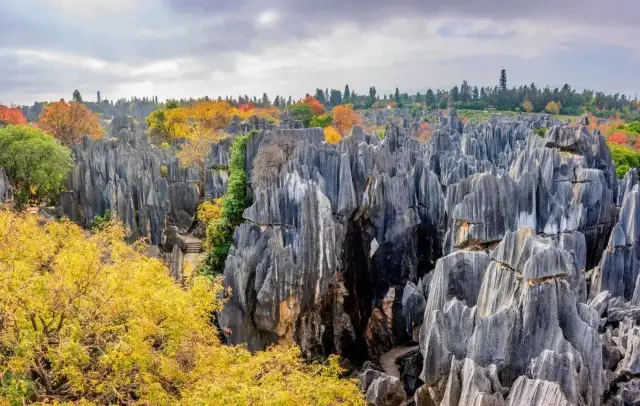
369,86,377,104
425,89,436,107
38,101,104,145
329,89,342,106
289,104,314,127
0,210,364,405
176,131,229,171
332,104,362,135
324,126,342,144
499,68,507,91
0,104,27,125
344,85,351,102
300,96,325,116
72,89,83,103
460,81,471,102
315,88,327,105
394,87,401,104
545,101,562,115
522,100,534,113
96,90,102,103
261,92,270,106
0,125,73,207
310,114,333,128
450,86,460,103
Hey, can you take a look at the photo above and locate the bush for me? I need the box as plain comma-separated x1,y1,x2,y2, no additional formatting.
197,199,223,223
626,121,640,135
609,143,640,178
534,128,547,137
324,126,342,144
0,125,73,208
91,209,112,230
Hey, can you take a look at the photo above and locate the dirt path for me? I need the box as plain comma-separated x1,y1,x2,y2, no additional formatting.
379,345,420,378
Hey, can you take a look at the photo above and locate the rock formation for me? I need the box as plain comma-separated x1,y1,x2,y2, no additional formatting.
55,109,640,404
216,111,640,405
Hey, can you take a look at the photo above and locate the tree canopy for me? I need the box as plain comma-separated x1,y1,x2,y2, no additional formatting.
0,105,27,125
38,101,104,146
0,125,73,207
0,211,364,405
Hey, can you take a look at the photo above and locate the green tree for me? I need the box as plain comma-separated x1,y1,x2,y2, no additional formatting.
0,125,73,208
289,103,314,127
344,85,351,102
499,68,507,91
72,89,83,103
204,131,255,275
310,113,333,128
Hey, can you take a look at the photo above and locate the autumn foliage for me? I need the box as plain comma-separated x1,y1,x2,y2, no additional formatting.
0,211,364,404
148,101,279,141
38,101,104,146
324,126,342,144
300,96,325,116
545,101,562,115
332,104,362,135
0,104,27,125
608,132,628,145
415,122,434,143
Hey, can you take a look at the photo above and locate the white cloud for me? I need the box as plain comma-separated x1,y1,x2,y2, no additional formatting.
256,10,281,27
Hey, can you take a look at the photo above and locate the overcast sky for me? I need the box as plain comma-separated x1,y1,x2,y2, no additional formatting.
1,0,639,105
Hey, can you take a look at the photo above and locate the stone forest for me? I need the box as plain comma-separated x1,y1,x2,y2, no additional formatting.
2,86,640,405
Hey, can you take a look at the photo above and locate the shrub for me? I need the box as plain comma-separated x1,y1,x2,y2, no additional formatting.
609,143,640,178
534,128,547,137
324,126,342,144
160,141,170,149
626,121,640,135
160,164,168,178
197,198,223,223
91,209,112,230
0,211,364,404
0,125,73,208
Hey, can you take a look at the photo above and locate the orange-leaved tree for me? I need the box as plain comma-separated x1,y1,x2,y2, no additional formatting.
324,126,342,144
39,101,104,145
522,100,534,113
332,104,362,135
301,96,325,116
545,101,561,115
608,132,628,145
0,105,27,125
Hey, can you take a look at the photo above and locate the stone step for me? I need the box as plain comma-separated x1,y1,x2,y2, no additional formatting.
185,242,202,253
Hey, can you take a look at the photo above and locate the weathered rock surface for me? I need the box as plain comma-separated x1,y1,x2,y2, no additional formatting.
58,130,199,245
214,111,640,404
0,168,12,203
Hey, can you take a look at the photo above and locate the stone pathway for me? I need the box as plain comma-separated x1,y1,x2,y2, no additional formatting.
379,345,420,378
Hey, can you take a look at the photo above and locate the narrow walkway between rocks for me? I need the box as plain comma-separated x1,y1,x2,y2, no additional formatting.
379,345,420,378
180,235,204,277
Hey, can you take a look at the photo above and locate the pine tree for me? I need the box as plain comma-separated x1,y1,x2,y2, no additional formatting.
72,90,83,103
394,87,400,103
96,91,101,103
344,85,351,102
500,68,507,91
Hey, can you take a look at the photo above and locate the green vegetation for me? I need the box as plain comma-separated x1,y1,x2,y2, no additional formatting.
534,128,547,137
91,209,113,230
203,131,255,275
0,125,73,208
609,143,640,178
310,113,333,128
289,104,314,127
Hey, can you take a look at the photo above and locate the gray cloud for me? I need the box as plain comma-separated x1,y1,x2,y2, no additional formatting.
0,0,638,104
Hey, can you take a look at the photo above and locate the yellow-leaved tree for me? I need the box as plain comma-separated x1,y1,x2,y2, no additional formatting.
0,210,364,405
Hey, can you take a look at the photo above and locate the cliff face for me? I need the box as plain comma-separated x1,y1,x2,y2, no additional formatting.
58,131,199,245
55,111,640,404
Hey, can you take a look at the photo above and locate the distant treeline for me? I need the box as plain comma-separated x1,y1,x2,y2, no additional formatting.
19,70,640,121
